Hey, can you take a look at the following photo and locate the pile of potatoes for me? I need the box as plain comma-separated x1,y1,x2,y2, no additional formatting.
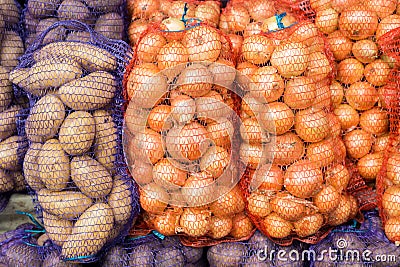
23,0,125,46
10,40,135,260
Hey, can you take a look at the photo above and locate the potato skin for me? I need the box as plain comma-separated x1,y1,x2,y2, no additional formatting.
61,203,115,259
42,211,73,246
57,0,92,24
25,95,66,143
71,155,113,198
0,135,28,171
23,143,45,191
28,0,61,18
94,13,124,40
58,71,117,110
84,0,123,13
35,18,67,45
0,168,13,193
65,31,91,43
10,171,27,192
5,243,42,267
38,189,93,220
37,139,70,191
0,65,13,112
0,0,19,26
1,31,24,71
59,111,95,155
0,105,21,141
108,178,133,225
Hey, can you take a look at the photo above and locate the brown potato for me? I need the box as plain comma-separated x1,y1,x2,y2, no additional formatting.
108,178,133,225
0,135,28,171
23,143,45,191
0,105,22,141
0,65,13,112
42,211,73,246
0,168,13,193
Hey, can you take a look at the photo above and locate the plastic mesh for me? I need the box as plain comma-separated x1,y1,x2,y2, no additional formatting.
13,20,139,263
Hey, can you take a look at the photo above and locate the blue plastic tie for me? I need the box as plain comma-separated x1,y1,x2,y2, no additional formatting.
15,210,44,229
276,12,287,30
64,255,93,262
181,2,189,23
152,230,165,240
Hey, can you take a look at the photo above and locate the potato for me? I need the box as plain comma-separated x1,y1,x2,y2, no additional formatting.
93,110,117,174
155,247,185,267
59,111,95,155
84,0,123,13
25,94,65,143
0,135,28,171
61,203,114,259
33,42,117,72
38,189,92,220
42,211,73,246
10,171,27,192
95,13,124,40
35,18,67,45
0,14,5,40
71,155,113,198
102,246,128,267
0,31,24,71
58,71,117,110
43,250,81,267
182,246,203,264
24,10,39,33
25,57,82,97
0,0,20,26
57,0,92,24
108,178,132,225
0,168,13,193
9,68,30,89
0,66,13,112
28,0,61,18
128,243,155,266
0,105,21,141
23,143,45,191
5,243,42,267
207,242,246,267
66,31,91,42
37,139,70,191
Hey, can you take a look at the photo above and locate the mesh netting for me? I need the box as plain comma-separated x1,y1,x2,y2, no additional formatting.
12,20,139,263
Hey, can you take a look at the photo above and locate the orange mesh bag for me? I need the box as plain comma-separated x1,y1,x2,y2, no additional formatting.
123,20,256,246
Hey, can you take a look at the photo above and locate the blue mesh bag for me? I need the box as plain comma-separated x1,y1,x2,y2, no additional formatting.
11,20,140,263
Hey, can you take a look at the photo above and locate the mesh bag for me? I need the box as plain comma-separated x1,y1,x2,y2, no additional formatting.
12,20,140,262
22,0,127,48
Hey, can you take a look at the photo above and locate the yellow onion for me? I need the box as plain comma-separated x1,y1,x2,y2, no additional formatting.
150,11,167,23
383,186,400,217
241,35,275,65
345,82,378,111
325,164,350,192
170,94,196,125
182,25,222,62
176,64,213,97
240,143,268,169
178,208,211,237
378,84,398,109
247,0,275,21
200,146,230,178
327,113,342,137
227,34,243,56
328,194,352,226
360,107,389,135
331,0,359,12
241,94,263,118
125,106,149,135
335,136,347,162
262,213,293,239
195,2,220,28
250,66,284,103
348,195,359,219
159,17,185,41
243,21,262,39
365,0,396,18
260,102,294,136
305,51,332,82
157,41,188,80
352,39,378,64
182,173,215,207
270,192,307,221
376,14,400,40
330,81,344,108
288,21,324,53
333,104,360,130
343,129,373,159
310,0,331,11
240,117,269,144
131,128,164,165
247,191,272,218
140,183,169,214
224,5,250,33
128,19,148,47
306,138,336,168
266,132,305,166
313,79,332,109
207,118,234,149
293,213,324,237
364,59,391,87
373,133,390,152
255,164,284,191
168,1,195,18
136,32,167,63
336,58,364,85
284,77,317,110
338,5,379,40
196,94,232,123
230,213,254,238
208,59,236,88
295,107,329,143
327,30,353,61
219,13,230,33
315,8,339,34
237,62,258,90
270,41,309,78
210,186,245,217
148,105,172,132
153,158,187,188
313,185,340,213
131,160,153,186
384,217,400,241
209,216,233,239
153,209,181,236
284,160,324,199
387,153,400,184
381,53,396,68
132,0,160,18
357,152,384,181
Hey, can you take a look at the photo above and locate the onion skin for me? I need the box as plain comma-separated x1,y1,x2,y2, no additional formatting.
177,64,213,97
148,105,172,132
352,39,378,64
207,118,234,149
336,58,364,85
360,107,389,135
284,77,317,110
262,213,293,239
357,152,384,181
236,62,258,88
294,107,329,143
243,21,263,39
195,2,220,28
132,0,160,19
241,35,275,65
182,174,215,207
128,19,148,47
365,0,396,19
328,194,352,226
179,208,211,237
260,102,294,136
250,66,284,103
325,164,350,192
384,217,400,242
255,164,284,191
170,94,196,125
240,117,269,144
247,191,272,218
227,34,243,56
153,158,187,188
310,0,332,11
137,33,167,63
376,14,400,40
327,30,353,61
209,216,233,239
210,186,245,217
230,213,254,238
247,0,275,21
333,104,360,130
382,186,400,217
131,160,153,186
131,128,164,165
314,185,340,213
240,143,268,169
327,113,342,137
343,129,373,159
293,213,324,237
140,183,169,215
306,138,336,168
266,132,305,166
345,82,378,111
338,5,379,40
199,146,230,178
378,85,398,109
153,209,181,236
305,51,332,82
315,8,339,34
224,4,250,33
270,192,307,221
364,60,391,87
373,133,390,153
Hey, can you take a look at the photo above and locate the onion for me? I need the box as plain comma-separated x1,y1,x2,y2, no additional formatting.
315,8,339,34
373,133,390,152
157,41,188,80
327,113,342,137
159,17,185,42
310,0,332,11
159,0,171,14
195,2,220,28
293,213,324,237
376,14,400,40
178,208,211,237
306,138,336,168
345,82,378,111
247,0,275,21
153,158,187,188
150,11,167,23
209,216,233,239
207,118,234,149
210,186,245,217
148,105,172,132
387,153,400,184
200,146,230,178
128,19,148,47
136,33,167,63
313,79,332,109
295,107,329,143
270,41,309,78
125,106,149,135
208,59,236,88
227,34,243,56
131,160,153,186
266,132,305,166
243,22,263,38
382,186,400,217
225,5,250,33
230,213,254,238
182,173,215,207
352,39,378,64
305,51,332,82
325,164,350,192
343,129,373,159
240,117,269,144
333,104,360,130
247,191,272,218
314,185,340,213
132,0,160,18
249,66,284,103
131,128,164,164
260,102,294,135
328,194,352,226
327,30,353,61
168,1,195,18
176,64,213,97
241,94,262,117
153,209,181,236
170,94,196,125
241,35,275,65
357,152,384,181
330,81,344,108
284,77,317,110
378,84,398,109
254,164,284,191
336,58,364,85
127,63,168,107
288,21,323,53
331,0,359,12
182,25,222,62
384,217,400,241
339,5,379,40
365,0,396,18
364,59,391,87
360,107,389,135
262,213,293,239
140,183,169,214
270,192,307,221
381,53,396,68
236,62,258,89
335,137,348,162
240,143,268,169
166,122,209,162
284,160,324,199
